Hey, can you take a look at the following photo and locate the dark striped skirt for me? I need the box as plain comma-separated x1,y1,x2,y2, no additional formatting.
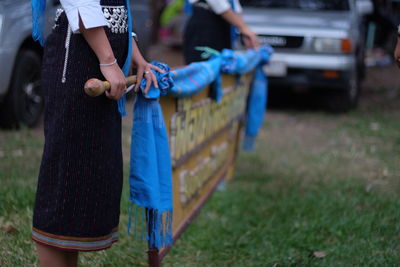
32,0,128,252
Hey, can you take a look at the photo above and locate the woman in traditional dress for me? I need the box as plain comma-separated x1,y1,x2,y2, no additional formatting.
31,0,160,265
183,0,260,64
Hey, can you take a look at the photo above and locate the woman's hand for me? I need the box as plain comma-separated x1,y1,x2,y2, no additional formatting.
80,25,126,100
220,10,260,49
241,26,260,49
131,39,164,94
100,62,126,100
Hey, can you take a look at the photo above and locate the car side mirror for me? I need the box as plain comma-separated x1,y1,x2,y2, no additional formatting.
356,0,373,15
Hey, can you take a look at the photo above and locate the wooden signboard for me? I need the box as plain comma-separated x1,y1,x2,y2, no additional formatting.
148,73,253,266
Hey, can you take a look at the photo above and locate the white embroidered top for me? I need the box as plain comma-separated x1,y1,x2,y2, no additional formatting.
60,0,107,33
188,0,243,14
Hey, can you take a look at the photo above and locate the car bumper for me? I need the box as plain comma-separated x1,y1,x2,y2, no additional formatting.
0,47,14,99
266,52,354,90
269,68,351,90
271,52,355,70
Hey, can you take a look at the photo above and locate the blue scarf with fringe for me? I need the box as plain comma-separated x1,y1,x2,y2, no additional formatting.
129,46,272,249
129,62,173,249
220,46,274,150
31,0,131,116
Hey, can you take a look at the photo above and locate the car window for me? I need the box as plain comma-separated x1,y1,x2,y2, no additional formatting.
241,0,350,11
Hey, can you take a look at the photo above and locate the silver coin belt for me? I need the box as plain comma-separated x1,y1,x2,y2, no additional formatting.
53,6,128,34
102,6,128,34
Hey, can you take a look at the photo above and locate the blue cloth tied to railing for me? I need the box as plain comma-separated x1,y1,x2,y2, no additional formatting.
221,45,274,75
219,45,274,150
129,63,173,249
174,57,225,101
129,45,273,250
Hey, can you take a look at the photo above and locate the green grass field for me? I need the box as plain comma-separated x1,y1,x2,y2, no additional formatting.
1,72,399,266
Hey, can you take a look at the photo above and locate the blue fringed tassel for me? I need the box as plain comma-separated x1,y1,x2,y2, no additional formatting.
148,209,173,249
32,0,46,46
242,135,256,151
127,204,173,249
127,202,133,235
134,205,138,237
141,207,146,241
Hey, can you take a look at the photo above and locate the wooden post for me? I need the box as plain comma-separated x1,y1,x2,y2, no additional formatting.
148,249,160,267
147,209,160,267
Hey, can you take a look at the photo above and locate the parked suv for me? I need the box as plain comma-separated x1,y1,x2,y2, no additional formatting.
241,0,373,112
0,0,152,128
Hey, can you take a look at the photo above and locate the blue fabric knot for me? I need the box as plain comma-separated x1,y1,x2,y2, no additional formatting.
221,45,273,75
169,56,223,100
139,61,173,99
220,49,238,74
259,45,275,63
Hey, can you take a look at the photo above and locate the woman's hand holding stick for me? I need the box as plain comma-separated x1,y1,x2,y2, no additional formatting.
84,75,137,97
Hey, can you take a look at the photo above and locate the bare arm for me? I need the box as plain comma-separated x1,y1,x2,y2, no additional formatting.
80,23,126,100
220,9,260,49
80,26,114,64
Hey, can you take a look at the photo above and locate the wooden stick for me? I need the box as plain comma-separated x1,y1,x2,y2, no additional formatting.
84,75,138,97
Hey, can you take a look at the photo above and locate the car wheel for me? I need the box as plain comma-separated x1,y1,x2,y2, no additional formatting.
326,68,360,113
357,46,366,80
0,50,43,128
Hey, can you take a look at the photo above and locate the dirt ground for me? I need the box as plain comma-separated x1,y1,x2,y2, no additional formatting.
360,65,400,110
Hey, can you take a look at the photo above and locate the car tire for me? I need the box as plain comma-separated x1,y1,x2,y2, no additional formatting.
0,50,43,128
326,68,360,113
357,46,366,80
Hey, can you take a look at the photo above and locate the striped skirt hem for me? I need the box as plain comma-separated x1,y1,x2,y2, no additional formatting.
32,227,119,252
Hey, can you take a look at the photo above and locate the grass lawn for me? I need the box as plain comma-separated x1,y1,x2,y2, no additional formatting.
1,67,399,266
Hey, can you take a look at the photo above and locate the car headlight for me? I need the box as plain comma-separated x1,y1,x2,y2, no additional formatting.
313,38,352,54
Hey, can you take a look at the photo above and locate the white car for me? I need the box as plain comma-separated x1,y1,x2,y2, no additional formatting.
241,0,373,112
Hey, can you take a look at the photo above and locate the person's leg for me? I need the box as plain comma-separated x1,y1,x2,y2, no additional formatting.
36,242,78,267
65,251,79,267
